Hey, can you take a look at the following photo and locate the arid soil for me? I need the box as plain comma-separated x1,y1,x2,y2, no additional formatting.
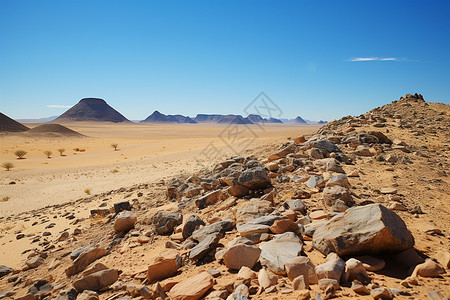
0,94,449,300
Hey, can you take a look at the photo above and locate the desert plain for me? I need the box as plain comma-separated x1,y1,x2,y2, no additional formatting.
0,94,449,300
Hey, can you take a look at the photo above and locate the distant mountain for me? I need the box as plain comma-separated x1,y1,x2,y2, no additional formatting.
292,116,307,124
194,114,224,123
0,112,29,132
265,117,283,123
53,98,130,123
217,115,254,124
247,114,283,124
141,111,197,123
17,116,59,123
318,120,328,124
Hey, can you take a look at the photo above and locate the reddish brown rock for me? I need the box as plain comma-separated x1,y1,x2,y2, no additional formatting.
168,271,214,300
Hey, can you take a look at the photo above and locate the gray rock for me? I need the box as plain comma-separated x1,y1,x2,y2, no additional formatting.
236,199,274,223
25,255,45,269
250,214,284,226
182,215,205,239
318,278,340,291
189,233,221,261
284,199,307,214
305,175,324,189
152,212,183,235
65,246,108,276
313,204,414,256
238,167,271,190
325,174,350,188
0,265,13,277
309,139,340,153
191,218,234,242
259,232,303,274
237,223,270,237
371,287,393,300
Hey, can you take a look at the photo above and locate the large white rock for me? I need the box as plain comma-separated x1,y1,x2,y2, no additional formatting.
312,204,414,256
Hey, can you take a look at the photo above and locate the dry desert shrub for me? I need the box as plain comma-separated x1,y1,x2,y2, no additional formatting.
84,188,91,195
111,143,119,151
0,196,10,202
44,150,53,158
14,150,27,159
2,162,14,171
57,148,65,156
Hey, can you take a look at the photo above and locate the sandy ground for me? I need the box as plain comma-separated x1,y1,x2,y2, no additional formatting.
0,123,319,217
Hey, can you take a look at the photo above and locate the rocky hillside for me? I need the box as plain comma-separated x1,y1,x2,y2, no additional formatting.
0,94,449,300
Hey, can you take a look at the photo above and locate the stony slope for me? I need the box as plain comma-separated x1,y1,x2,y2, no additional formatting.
0,93,449,300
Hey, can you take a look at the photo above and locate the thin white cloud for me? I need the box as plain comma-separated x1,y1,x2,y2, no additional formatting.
347,57,404,62
47,105,72,108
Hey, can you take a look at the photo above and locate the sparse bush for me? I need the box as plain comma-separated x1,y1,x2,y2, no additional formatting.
376,156,385,162
111,143,119,151
14,150,27,159
84,188,91,195
111,169,119,173
44,150,53,158
0,196,10,202
57,148,65,156
2,162,14,171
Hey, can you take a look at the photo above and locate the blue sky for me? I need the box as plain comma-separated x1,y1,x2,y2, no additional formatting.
1,1,449,121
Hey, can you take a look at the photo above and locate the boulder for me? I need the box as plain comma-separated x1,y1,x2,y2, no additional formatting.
236,266,257,280
66,246,108,276
343,258,370,283
152,212,183,235
305,175,324,189
312,204,414,256
222,244,261,270
195,190,224,209
412,259,446,277
318,278,340,291
259,232,303,274
114,211,137,232
315,255,345,281
168,272,214,300
189,233,220,261
308,139,340,153
147,250,181,282
73,269,119,292
269,219,299,234
238,167,271,190
285,256,318,284
322,186,353,207
435,250,450,269
268,144,297,161
325,175,350,189
25,255,45,268
191,218,234,242
236,199,273,223
237,223,270,237
0,265,13,278
370,287,393,300
283,199,307,214
292,275,309,290
77,290,99,300
182,215,205,239
258,268,278,289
